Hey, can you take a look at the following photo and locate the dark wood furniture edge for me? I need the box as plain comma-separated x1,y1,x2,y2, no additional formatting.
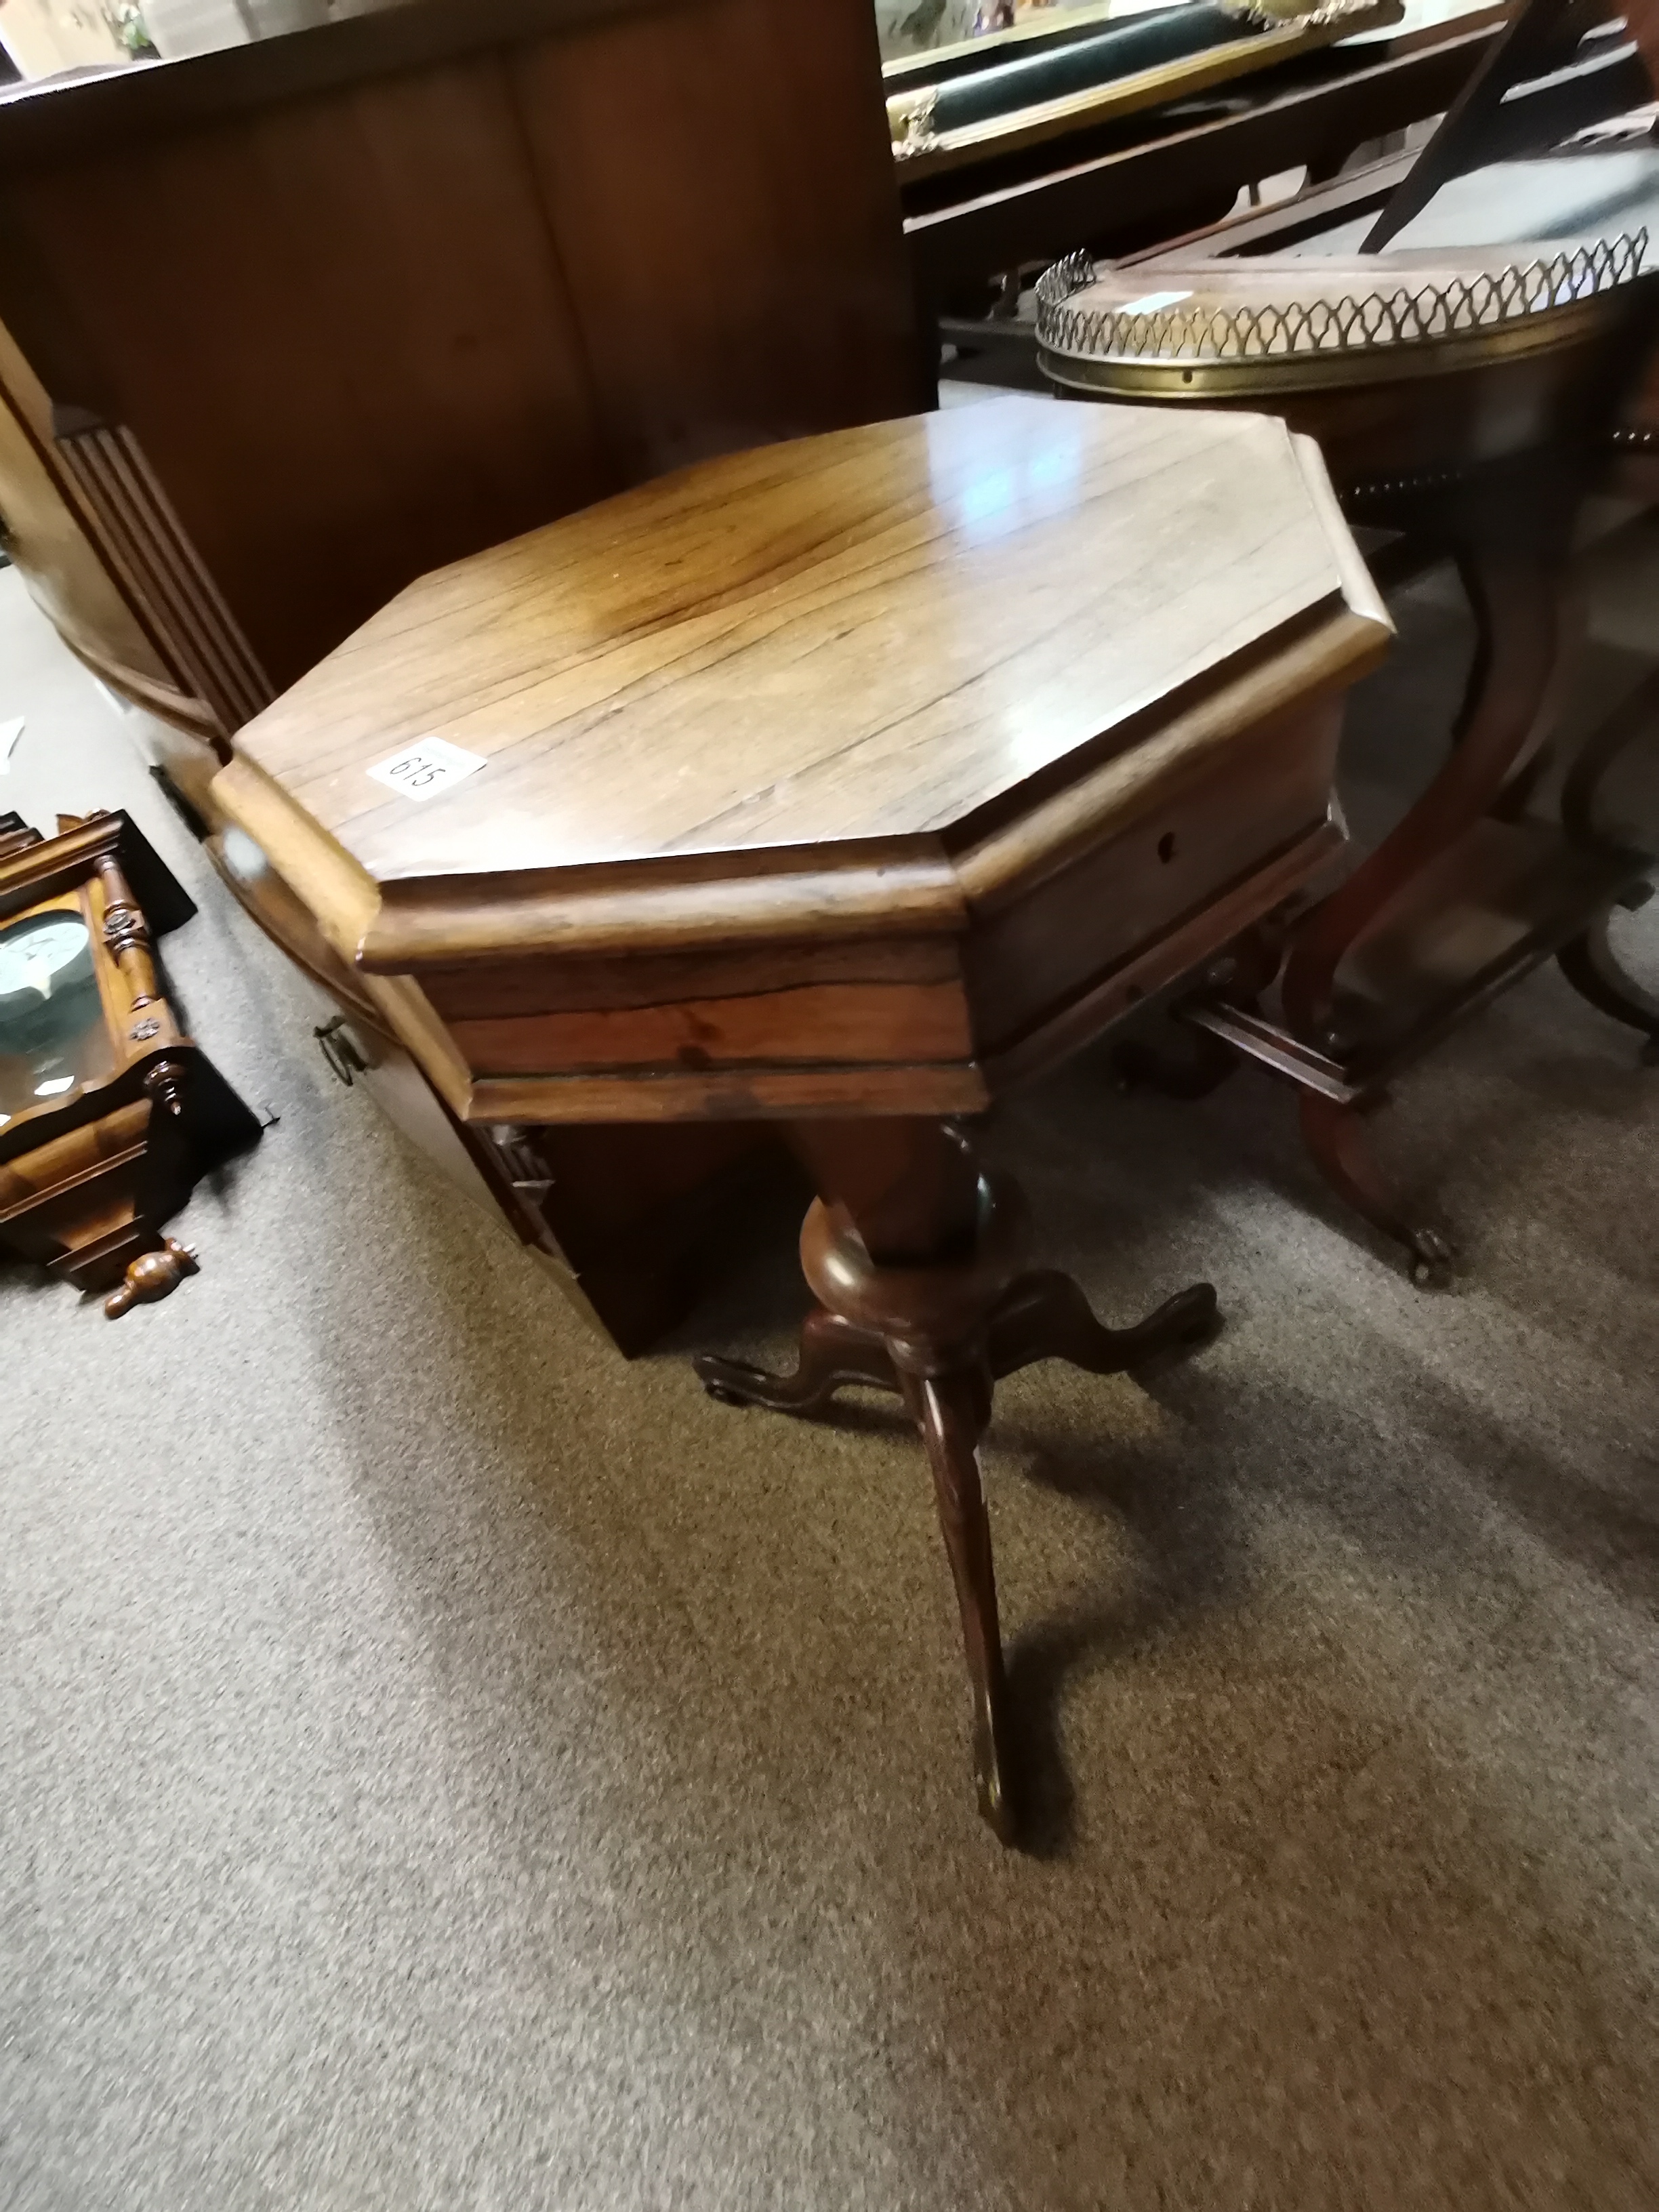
0,806,192,929
223,587,1382,977
0,0,743,171
904,24,1504,289
202,827,386,1030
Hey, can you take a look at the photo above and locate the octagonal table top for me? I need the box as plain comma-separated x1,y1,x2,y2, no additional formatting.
222,396,1380,904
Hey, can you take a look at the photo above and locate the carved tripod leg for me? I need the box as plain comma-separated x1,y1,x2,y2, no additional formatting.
1300,1091,1454,1287
987,1269,1218,1382
695,1306,899,1414
697,1120,1225,1841
1557,903,1659,1063
901,1361,1016,1843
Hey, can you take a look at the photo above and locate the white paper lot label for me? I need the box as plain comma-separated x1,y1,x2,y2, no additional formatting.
367,737,486,802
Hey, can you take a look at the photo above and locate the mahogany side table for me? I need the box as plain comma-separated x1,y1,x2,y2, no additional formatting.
214,396,1389,1839
1038,236,1659,1279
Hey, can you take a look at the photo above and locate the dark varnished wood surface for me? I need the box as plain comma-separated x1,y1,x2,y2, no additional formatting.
231,398,1374,885
0,0,693,169
0,0,922,712
217,398,1388,1127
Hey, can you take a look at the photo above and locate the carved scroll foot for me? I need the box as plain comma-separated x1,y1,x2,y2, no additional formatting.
695,1307,899,1413
1557,905,1659,1063
104,1236,199,1318
1299,1092,1454,1288
903,1362,1015,1841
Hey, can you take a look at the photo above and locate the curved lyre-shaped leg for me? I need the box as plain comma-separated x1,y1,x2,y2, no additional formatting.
1261,468,1574,1275
1557,905,1659,1063
902,1363,1015,1843
1284,472,1573,1044
1477,557,1584,825
1300,1092,1454,1286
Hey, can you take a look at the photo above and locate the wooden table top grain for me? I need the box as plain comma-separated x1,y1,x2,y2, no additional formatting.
232,397,1364,887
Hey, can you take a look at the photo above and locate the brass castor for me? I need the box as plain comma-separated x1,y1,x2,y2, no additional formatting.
1407,1226,1456,1292
104,1237,199,1318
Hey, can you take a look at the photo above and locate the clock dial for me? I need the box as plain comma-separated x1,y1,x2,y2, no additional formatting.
0,908,112,1121
0,913,93,1000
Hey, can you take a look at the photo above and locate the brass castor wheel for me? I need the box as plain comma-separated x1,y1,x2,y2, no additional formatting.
105,1237,199,1318
1407,1227,1456,1291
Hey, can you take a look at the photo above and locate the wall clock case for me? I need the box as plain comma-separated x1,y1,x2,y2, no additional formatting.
0,808,261,1311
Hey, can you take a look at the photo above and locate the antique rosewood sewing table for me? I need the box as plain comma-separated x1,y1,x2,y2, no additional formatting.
213,396,1389,1839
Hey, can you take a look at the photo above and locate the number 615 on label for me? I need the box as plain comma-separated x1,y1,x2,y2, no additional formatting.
367,737,487,802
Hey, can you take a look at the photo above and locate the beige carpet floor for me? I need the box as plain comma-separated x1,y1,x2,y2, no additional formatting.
2,498,1657,2211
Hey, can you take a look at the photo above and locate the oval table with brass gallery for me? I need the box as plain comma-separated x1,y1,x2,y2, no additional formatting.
1037,184,1659,1280
214,396,1390,1841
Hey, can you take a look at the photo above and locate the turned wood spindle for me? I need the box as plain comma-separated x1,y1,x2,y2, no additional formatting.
96,853,161,1011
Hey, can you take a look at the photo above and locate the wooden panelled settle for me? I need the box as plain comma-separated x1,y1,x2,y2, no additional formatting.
0,0,926,779
0,0,930,1354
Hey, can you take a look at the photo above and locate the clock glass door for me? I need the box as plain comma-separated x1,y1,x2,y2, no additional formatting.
0,906,115,1126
